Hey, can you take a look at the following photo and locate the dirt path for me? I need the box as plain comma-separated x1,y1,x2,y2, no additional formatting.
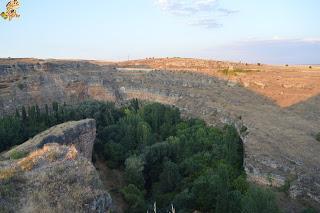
94,156,128,213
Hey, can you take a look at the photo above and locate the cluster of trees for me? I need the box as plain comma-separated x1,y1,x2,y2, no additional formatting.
0,100,280,212
94,100,280,213
0,101,122,153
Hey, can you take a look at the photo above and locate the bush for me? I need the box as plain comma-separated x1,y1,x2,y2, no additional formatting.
124,155,145,189
103,142,125,168
241,186,279,213
17,83,24,90
302,208,317,213
316,133,320,142
173,189,196,211
159,160,181,193
121,184,147,213
9,150,27,160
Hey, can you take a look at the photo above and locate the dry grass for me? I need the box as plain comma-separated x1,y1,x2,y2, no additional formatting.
66,145,78,160
219,68,259,76
17,144,64,171
0,167,16,180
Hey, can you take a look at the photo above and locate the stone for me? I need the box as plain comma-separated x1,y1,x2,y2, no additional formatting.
0,119,112,212
2,119,96,161
0,59,320,207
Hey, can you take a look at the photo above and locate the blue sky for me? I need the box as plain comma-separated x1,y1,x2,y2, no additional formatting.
0,0,319,64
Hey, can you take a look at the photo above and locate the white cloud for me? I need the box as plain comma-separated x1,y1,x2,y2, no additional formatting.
189,17,222,28
155,0,236,28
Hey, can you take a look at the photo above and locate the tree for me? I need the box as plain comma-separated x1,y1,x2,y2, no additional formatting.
222,125,243,171
125,155,145,189
21,106,27,121
121,184,147,213
103,142,126,168
159,160,181,193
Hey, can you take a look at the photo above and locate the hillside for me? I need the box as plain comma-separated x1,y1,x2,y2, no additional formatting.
0,119,112,212
0,58,320,208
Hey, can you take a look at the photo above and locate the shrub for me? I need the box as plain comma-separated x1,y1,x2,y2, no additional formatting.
0,182,14,197
302,208,317,213
159,160,181,193
241,186,279,213
316,133,320,142
173,189,196,211
232,175,249,193
124,155,145,189
17,83,24,90
309,66,312,69
103,142,126,168
9,150,27,160
121,184,147,213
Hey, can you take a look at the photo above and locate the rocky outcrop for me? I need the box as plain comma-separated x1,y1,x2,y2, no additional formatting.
2,119,96,161
1,59,320,207
0,119,112,213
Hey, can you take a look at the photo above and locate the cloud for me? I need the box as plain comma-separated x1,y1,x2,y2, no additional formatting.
155,0,236,28
203,38,320,64
189,17,222,28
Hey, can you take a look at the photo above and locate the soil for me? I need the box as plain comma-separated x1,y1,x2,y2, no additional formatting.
94,156,128,213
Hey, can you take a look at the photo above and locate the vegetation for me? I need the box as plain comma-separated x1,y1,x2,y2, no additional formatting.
0,101,122,153
17,83,24,90
220,68,259,76
302,208,317,213
0,100,280,212
316,132,320,142
9,150,27,160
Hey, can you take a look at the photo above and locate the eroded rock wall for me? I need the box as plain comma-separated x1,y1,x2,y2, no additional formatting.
1,59,320,205
2,119,96,160
0,119,112,213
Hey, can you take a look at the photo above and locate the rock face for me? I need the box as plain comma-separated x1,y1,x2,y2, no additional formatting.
2,119,96,161
0,119,112,213
1,59,320,206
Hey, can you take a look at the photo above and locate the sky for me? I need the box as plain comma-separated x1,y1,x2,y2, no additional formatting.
0,0,319,64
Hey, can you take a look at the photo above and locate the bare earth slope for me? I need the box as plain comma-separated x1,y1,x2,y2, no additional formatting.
0,58,320,206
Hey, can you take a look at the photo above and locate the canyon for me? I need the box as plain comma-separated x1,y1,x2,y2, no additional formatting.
0,58,320,207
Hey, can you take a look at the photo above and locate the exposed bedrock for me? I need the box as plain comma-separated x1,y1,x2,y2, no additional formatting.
2,119,96,160
0,119,112,212
1,60,320,205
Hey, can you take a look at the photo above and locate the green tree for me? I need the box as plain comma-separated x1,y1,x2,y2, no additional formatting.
121,184,147,213
159,160,181,193
103,142,126,168
125,155,145,189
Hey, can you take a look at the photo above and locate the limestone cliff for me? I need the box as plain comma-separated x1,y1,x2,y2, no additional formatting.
0,119,112,213
1,59,320,206
2,119,96,160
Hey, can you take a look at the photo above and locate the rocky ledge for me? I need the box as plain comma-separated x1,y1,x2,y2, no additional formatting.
0,119,112,213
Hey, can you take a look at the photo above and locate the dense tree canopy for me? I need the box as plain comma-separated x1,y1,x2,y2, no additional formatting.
0,99,280,213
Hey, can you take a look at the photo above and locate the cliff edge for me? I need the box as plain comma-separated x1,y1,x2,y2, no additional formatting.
0,119,112,213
